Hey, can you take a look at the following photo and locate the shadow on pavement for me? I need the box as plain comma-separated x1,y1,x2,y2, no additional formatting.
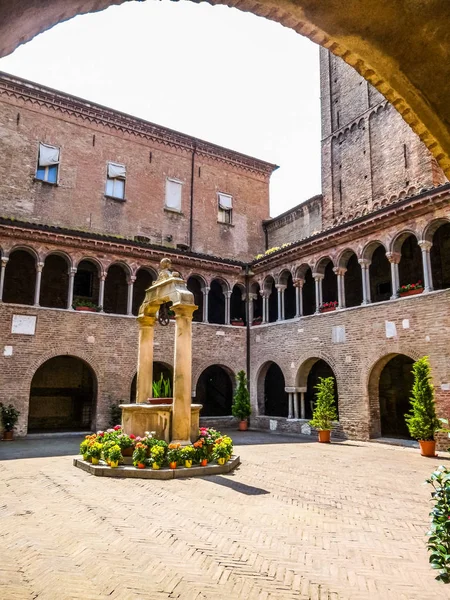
0,436,83,460
205,474,269,495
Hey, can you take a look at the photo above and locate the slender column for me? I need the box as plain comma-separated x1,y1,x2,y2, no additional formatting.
98,274,106,312
358,259,371,304
275,284,286,321
293,392,299,419
136,315,156,404
127,275,136,316
300,392,306,419
171,305,197,445
260,290,269,323
313,273,324,313
202,286,209,323
386,252,401,300
248,292,256,324
67,267,76,310
224,290,232,325
287,392,294,419
293,278,304,317
333,267,347,309
34,262,44,307
418,240,433,292
0,257,9,301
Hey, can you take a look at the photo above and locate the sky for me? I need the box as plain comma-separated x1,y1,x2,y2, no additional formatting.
0,0,321,217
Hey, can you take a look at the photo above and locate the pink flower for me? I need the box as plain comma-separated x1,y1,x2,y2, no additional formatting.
114,425,121,431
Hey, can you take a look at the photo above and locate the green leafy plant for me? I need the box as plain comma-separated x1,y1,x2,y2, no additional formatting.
232,370,251,421
398,280,423,294
150,445,166,468
405,356,441,441
0,403,20,432
212,441,230,460
108,444,122,463
132,442,148,467
88,442,103,460
167,443,181,464
426,466,450,583
108,402,122,427
72,298,99,310
179,446,196,462
309,377,338,431
152,373,172,398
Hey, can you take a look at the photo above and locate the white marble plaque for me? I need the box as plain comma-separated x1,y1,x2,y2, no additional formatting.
12,315,36,335
3,346,13,357
332,325,346,343
385,321,397,338
269,419,278,431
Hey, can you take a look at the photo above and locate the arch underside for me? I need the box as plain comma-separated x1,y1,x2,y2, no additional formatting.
0,0,449,179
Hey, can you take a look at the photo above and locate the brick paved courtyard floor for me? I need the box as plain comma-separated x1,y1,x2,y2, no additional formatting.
1,431,449,600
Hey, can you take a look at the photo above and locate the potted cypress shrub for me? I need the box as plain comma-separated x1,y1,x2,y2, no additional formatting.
0,403,20,441
232,370,251,431
405,356,441,457
309,377,337,443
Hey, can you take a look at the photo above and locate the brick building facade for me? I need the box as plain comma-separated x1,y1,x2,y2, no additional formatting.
1,57,450,445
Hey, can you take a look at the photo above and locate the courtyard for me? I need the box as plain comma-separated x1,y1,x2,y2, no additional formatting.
0,431,448,600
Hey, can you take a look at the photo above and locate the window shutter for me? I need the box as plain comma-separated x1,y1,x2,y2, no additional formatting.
165,179,182,210
39,143,60,167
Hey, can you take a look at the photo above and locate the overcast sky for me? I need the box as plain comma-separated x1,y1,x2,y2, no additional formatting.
0,0,321,217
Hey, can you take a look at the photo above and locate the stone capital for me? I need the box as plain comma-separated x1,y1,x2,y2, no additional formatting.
358,258,371,268
68,267,77,276
333,267,347,277
224,290,232,298
1,257,9,267
127,275,136,284
248,293,257,301
36,262,44,272
386,252,401,264
312,272,324,281
172,304,198,319
275,284,287,292
202,286,210,295
137,315,156,327
418,240,432,251
293,278,304,288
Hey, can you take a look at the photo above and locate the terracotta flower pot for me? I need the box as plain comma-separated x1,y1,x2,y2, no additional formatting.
318,430,331,443
75,306,97,312
169,461,177,469
400,288,423,297
148,397,173,405
200,459,208,467
137,462,146,469
419,440,436,457
320,307,336,313
2,430,13,441
238,420,248,431
122,447,133,457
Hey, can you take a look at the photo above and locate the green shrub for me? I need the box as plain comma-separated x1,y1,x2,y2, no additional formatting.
232,370,251,421
309,377,337,431
426,466,450,583
405,356,440,441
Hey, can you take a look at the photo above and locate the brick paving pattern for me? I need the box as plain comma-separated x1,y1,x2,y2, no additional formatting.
0,431,448,600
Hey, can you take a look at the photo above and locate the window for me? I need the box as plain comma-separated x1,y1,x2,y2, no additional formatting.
105,162,126,200
165,179,182,212
36,143,60,184
218,193,233,224
73,270,93,297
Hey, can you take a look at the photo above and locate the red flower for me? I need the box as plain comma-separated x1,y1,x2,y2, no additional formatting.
129,434,136,439
114,425,121,431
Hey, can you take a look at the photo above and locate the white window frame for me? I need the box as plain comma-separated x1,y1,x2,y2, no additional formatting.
165,178,183,213
105,162,126,200
218,193,233,224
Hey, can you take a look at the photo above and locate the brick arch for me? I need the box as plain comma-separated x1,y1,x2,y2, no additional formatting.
314,255,334,275
295,352,340,389
336,247,358,268
361,240,387,262
389,229,420,254
75,255,106,275
422,217,450,243
8,244,40,262
192,360,237,392
42,249,73,269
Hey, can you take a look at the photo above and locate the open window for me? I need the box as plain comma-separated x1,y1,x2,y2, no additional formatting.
36,142,60,184
105,162,126,200
218,193,232,224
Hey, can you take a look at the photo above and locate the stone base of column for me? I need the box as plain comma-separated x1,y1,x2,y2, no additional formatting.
120,403,203,443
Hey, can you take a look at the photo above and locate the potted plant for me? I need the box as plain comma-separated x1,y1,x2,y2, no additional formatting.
117,432,135,456
231,317,244,326
180,445,196,468
426,466,450,583
398,281,424,297
167,443,181,469
150,445,166,470
149,373,172,405
0,403,20,441
132,442,148,468
232,370,251,431
88,442,103,465
309,377,338,442
212,440,229,465
80,435,94,461
193,439,209,466
108,444,122,468
252,316,262,326
72,298,99,312
405,356,441,457
320,301,338,313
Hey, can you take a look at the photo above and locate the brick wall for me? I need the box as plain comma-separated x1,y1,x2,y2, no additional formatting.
265,195,322,249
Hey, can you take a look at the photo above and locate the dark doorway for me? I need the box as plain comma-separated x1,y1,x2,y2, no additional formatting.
196,365,233,416
379,354,414,438
399,235,423,288
40,254,69,309
104,264,128,314
132,269,155,316
130,362,173,403
322,261,337,304
302,268,315,315
74,260,100,305
230,285,246,323
305,359,338,420
345,253,363,307
284,274,296,319
431,223,450,290
267,278,277,323
187,276,204,322
3,249,36,305
251,283,263,322
208,280,226,324
28,356,96,432
264,362,288,417
369,245,391,302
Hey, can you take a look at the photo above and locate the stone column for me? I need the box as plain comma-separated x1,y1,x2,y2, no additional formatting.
202,286,209,323
275,284,286,321
293,278,304,318
127,275,136,316
418,240,433,292
248,292,256,324
260,290,269,323
171,304,197,446
293,392,299,419
313,273,324,313
287,392,293,419
333,267,347,309
0,257,9,301
300,392,306,419
67,267,76,310
34,262,44,307
98,274,106,312
386,252,401,300
224,290,232,325
136,315,156,404
358,259,371,304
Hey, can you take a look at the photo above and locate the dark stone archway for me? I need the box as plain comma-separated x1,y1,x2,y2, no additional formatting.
195,365,233,416
3,249,36,305
378,354,414,438
263,362,288,417
305,359,338,420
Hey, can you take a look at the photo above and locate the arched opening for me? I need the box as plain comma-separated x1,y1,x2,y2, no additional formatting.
208,279,226,324
230,284,246,324
279,271,296,320
343,253,363,308
195,365,233,416
302,359,338,421
40,254,69,309
263,362,288,417
376,354,415,439
369,244,391,303
264,276,277,323
250,282,263,325
28,356,96,432
187,276,204,322
104,264,128,314
132,268,155,316
302,267,315,316
73,259,100,306
431,223,450,291
398,234,423,290
3,249,36,305
321,260,338,305
129,361,173,403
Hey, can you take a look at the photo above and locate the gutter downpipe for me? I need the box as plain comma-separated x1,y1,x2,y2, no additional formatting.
189,141,197,250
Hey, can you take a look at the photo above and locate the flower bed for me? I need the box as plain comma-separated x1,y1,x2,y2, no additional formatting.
320,301,338,313
79,426,233,470
398,281,423,297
